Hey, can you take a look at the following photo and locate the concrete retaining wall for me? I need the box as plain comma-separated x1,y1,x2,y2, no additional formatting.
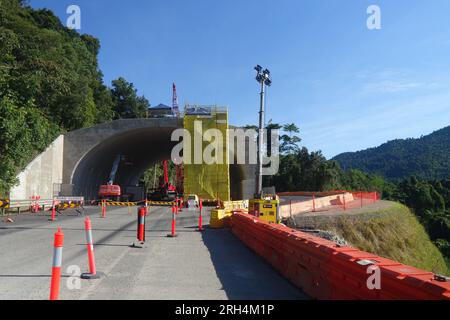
10,135,64,200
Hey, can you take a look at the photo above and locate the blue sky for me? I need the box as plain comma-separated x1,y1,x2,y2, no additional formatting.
30,0,450,158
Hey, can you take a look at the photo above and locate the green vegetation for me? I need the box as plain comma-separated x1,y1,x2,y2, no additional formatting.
333,126,450,181
0,0,149,196
140,162,176,193
265,122,450,267
1,0,448,274
111,77,149,119
305,202,449,275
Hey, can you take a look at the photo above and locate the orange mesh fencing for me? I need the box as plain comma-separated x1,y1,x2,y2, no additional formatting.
278,190,381,217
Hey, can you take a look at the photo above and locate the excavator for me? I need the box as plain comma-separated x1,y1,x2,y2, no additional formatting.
148,160,177,201
98,155,126,201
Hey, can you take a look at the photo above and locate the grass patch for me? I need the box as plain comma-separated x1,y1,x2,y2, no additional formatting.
306,202,449,275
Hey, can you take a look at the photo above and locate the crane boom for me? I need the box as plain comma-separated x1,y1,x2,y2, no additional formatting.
172,83,180,117
108,155,122,185
162,160,169,185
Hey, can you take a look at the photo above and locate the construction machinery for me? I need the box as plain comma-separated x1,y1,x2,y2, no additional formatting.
172,82,184,195
147,83,184,201
148,160,177,201
98,155,127,201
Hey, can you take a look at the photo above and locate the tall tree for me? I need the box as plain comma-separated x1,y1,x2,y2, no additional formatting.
281,123,301,154
111,77,149,119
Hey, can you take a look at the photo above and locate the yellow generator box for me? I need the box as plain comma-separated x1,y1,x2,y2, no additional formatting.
248,199,280,224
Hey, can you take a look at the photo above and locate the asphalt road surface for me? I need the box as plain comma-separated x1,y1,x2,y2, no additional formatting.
0,205,307,300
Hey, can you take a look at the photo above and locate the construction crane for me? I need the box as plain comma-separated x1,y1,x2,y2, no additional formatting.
172,82,180,117
148,83,184,201
149,160,177,201
172,83,184,195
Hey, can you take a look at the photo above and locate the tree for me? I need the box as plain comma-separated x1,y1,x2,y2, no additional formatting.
111,77,149,119
0,2,134,193
281,123,301,154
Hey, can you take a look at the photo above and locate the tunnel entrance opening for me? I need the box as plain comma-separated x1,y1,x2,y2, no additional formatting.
71,127,177,201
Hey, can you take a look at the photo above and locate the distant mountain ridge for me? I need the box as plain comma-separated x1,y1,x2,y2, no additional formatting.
333,126,450,180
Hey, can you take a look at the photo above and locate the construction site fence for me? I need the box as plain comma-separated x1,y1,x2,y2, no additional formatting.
0,196,179,215
95,199,176,207
231,212,450,300
278,190,380,199
0,197,85,214
279,191,380,217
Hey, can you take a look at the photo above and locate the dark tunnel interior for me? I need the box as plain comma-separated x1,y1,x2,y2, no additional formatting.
72,127,178,200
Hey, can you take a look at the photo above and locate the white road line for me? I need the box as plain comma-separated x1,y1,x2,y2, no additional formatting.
78,245,130,300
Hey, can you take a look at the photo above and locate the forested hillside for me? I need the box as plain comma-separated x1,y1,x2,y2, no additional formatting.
333,126,450,181
267,123,450,266
0,0,148,195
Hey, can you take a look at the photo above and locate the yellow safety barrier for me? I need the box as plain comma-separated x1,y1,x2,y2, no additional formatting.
99,200,175,207
209,209,230,228
223,200,248,211
56,202,83,211
147,201,175,206
208,200,249,229
102,201,138,206
0,199,10,209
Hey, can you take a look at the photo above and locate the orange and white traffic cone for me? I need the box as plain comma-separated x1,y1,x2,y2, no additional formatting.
81,217,103,279
49,199,56,221
197,199,203,232
131,207,146,248
167,205,178,238
49,228,64,300
101,200,106,218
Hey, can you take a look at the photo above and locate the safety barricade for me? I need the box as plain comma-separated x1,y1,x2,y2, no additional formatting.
230,212,450,300
98,200,175,207
101,201,138,206
0,199,10,209
55,202,83,211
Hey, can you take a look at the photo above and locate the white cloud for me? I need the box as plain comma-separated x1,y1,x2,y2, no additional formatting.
362,80,424,93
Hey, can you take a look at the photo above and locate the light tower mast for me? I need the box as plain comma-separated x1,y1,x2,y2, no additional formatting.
254,65,272,198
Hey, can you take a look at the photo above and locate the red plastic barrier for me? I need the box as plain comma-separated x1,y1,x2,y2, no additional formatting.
231,213,450,300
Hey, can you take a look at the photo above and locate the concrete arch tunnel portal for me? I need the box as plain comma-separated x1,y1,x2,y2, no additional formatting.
72,127,178,200
63,118,254,202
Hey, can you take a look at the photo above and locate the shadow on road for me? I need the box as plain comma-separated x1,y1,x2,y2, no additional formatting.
200,226,308,300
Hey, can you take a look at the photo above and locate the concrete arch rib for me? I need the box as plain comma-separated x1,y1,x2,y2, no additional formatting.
63,119,181,200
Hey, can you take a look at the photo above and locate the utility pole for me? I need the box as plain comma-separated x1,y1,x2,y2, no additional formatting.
254,65,272,198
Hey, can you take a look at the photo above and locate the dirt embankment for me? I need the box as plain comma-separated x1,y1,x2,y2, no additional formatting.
289,201,449,276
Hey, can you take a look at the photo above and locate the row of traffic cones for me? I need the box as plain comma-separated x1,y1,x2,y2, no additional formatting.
49,200,205,299
49,216,103,300
167,198,204,238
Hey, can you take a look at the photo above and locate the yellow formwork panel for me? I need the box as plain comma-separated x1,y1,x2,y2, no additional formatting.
183,107,230,201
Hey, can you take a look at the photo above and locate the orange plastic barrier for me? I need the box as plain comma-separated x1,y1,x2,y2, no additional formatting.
231,212,450,300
